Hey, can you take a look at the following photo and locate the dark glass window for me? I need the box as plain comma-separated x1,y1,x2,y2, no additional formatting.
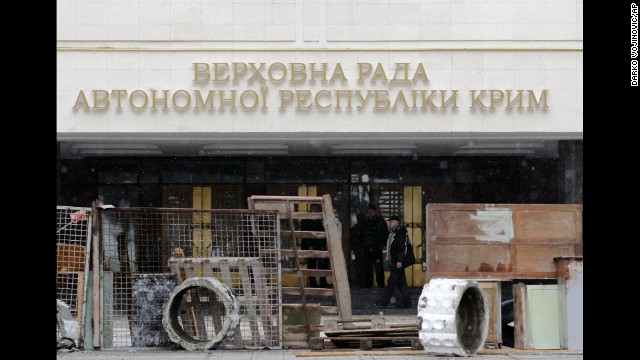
163,161,244,183
266,159,348,183
98,163,138,184
370,160,451,183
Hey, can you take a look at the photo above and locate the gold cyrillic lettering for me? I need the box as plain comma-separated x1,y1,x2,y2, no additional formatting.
193,63,210,82
314,90,331,109
528,89,549,108
279,90,294,109
470,90,488,108
92,90,110,109
358,63,373,81
194,90,215,110
129,90,149,109
240,90,259,109
151,90,169,109
111,90,128,109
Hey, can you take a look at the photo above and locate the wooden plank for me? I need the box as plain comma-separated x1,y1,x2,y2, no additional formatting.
188,287,208,341
251,260,276,345
514,245,576,277
320,336,418,340
281,231,327,239
283,340,312,349
433,244,511,273
283,304,338,315
251,201,296,217
282,287,336,296
322,194,352,321
513,283,527,350
200,258,225,343
282,268,334,277
170,248,186,283
283,325,324,335
177,296,196,338
310,337,325,350
514,211,578,241
323,327,418,336
219,259,233,293
477,280,502,345
238,258,260,344
282,249,330,258
291,212,325,220
371,316,385,330
170,256,260,265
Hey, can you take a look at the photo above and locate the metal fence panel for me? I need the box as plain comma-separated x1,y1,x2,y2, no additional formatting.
99,207,281,349
56,206,92,344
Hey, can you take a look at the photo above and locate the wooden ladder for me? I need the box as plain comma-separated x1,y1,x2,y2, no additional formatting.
248,195,352,349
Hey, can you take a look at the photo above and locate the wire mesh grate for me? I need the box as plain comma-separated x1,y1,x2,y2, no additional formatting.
99,208,281,349
56,206,92,341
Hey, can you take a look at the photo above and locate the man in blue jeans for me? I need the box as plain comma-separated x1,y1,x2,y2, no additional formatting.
376,215,412,308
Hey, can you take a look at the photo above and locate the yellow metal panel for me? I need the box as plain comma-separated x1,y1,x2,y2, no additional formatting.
193,187,203,223
298,185,318,209
403,187,413,223
412,186,422,223
307,185,317,196
404,186,425,287
202,187,212,223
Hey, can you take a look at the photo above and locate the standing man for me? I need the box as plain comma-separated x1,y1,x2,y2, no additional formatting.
359,204,389,288
376,215,412,308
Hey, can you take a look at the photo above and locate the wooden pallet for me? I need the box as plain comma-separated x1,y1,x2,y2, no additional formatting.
248,195,352,349
310,316,421,350
168,252,277,347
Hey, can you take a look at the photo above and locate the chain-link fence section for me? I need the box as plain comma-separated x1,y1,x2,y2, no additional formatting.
56,206,92,342
99,207,281,349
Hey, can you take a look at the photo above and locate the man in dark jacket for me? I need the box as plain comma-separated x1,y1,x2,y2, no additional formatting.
359,204,388,288
376,215,412,308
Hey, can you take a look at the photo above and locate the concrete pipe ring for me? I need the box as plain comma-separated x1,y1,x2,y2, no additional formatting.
162,277,240,350
417,278,489,357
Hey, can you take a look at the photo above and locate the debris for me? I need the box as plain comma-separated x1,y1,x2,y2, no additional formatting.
57,299,80,347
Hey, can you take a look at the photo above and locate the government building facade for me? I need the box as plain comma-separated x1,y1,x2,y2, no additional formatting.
57,0,583,287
